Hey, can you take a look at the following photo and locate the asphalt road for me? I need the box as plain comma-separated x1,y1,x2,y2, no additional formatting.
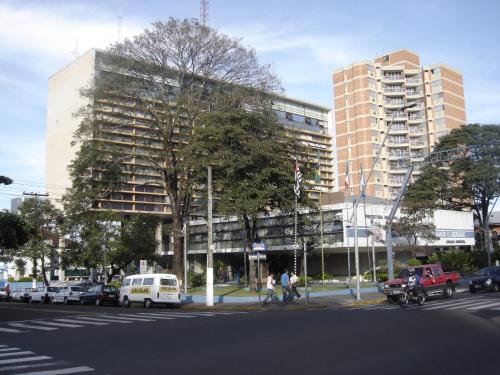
1,292,499,375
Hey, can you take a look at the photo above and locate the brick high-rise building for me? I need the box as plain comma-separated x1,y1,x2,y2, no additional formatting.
333,49,466,199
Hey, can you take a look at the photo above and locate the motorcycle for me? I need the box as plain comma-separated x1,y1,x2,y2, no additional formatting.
398,283,426,308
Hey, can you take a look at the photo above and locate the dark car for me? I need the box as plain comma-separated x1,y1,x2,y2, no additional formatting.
79,284,120,306
469,266,500,293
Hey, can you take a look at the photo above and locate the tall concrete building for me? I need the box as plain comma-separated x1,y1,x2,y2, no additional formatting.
46,49,335,214
333,49,466,199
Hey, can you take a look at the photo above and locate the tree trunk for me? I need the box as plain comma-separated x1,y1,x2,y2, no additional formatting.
40,258,49,286
172,214,183,278
243,214,257,290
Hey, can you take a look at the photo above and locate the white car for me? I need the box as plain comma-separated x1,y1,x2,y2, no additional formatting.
52,286,87,304
29,286,59,304
0,287,10,301
11,288,33,303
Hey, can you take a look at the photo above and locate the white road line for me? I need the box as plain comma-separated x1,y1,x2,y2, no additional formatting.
53,319,108,326
8,323,58,331
134,313,176,320
0,351,34,358
0,356,51,365
0,361,66,372
445,300,498,310
421,300,481,311
147,312,196,318
0,347,20,352
100,315,155,322
15,365,95,375
32,321,84,328
0,327,26,333
73,317,132,324
0,345,6,348
466,301,500,310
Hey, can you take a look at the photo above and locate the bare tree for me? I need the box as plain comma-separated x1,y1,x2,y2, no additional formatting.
75,18,280,278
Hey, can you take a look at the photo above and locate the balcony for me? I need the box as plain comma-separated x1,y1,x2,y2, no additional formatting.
382,74,404,82
409,128,425,136
388,179,404,187
406,91,423,98
405,78,421,86
410,141,426,149
407,103,423,111
388,152,410,160
384,87,405,96
388,126,408,134
408,116,424,123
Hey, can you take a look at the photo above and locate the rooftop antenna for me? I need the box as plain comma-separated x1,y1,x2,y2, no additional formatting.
200,0,209,26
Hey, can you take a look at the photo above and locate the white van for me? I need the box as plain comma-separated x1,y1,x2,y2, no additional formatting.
120,273,180,308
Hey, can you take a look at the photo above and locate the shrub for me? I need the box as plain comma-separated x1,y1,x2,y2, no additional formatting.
407,258,422,266
298,275,313,287
427,251,472,274
189,271,206,288
108,280,122,288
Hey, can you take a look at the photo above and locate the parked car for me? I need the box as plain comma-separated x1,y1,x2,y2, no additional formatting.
51,286,87,304
11,288,34,303
469,266,500,293
120,273,181,308
0,287,11,301
384,264,460,302
29,286,60,304
79,284,120,306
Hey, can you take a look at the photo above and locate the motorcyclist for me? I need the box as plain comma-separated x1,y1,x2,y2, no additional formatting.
406,267,422,297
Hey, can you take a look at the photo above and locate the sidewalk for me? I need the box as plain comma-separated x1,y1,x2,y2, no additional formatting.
179,286,386,311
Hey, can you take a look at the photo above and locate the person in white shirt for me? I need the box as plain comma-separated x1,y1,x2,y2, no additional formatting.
262,274,276,305
289,272,301,300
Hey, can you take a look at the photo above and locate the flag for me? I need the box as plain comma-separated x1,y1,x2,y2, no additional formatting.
344,161,350,191
294,162,302,197
360,163,366,199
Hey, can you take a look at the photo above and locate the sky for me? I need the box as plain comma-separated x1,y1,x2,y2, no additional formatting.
0,0,499,211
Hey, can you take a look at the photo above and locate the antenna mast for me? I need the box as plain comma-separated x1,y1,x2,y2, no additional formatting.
200,0,209,26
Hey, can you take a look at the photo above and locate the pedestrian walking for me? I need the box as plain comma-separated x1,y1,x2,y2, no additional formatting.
281,270,290,303
262,274,276,305
289,272,301,301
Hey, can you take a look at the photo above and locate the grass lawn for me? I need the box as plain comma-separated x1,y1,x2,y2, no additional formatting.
188,283,376,297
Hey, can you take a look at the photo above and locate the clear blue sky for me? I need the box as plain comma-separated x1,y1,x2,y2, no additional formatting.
0,0,499,210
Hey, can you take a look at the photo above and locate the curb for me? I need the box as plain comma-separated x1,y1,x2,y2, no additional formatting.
347,298,387,307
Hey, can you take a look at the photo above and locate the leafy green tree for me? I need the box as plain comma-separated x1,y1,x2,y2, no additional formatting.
14,258,26,277
187,110,315,288
18,198,62,286
71,18,279,279
0,211,29,262
392,209,438,258
404,124,500,259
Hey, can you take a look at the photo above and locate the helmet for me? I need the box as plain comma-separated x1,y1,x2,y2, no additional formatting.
408,267,415,276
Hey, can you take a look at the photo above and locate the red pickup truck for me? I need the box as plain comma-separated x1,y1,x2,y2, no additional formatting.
384,264,460,302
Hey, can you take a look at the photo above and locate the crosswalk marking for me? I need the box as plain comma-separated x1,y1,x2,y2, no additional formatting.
134,313,176,320
422,299,494,311
148,312,196,318
0,327,25,333
73,316,132,324
53,319,108,326
0,351,34,358
466,301,500,310
0,360,66,372
0,347,20,352
8,323,58,331
15,365,95,375
0,310,246,335
0,345,95,374
107,315,156,322
33,321,84,328
0,356,52,365
445,300,498,310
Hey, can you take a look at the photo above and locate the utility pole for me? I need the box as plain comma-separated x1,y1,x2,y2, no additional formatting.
351,103,416,300
206,166,214,307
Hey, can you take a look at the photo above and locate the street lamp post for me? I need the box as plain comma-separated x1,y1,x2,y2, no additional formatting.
352,103,416,300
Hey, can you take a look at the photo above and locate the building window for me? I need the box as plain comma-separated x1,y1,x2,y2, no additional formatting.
285,112,293,121
383,55,389,62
